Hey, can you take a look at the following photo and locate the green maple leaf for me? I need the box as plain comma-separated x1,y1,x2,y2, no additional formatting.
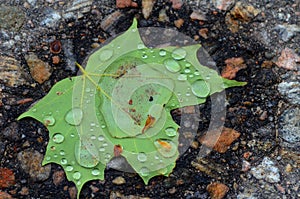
18,19,246,198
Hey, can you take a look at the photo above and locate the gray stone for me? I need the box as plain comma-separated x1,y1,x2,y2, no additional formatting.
278,81,300,105
250,157,280,183
279,107,300,148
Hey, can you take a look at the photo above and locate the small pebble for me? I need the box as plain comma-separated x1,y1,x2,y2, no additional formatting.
112,176,126,185
206,182,229,199
174,18,184,28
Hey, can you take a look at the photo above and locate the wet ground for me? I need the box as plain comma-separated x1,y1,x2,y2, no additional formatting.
0,0,299,198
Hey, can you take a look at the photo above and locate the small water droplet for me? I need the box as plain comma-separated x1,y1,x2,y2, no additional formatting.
90,122,96,127
102,142,108,147
132,28,137,32
164,59,181,73
137,152,147,162
65,165,74,172
172,48,187,60
61,158,68,165
45,156,51,161
191,80,210,98
101,124,106,129
137,43,145,49
99,49,113,61
91,135,96,140
140,167,150,176
53,154,58,158
165,127,177,137
52,133,64,144
185,63,191,67
186,92,191,96
159,49,167,57
142,54,148,59
85,88,91,92
60,150,65,156
65,108,83,126
99,147,105,152
98,135,105,141
154,139,177,158
32,108,37,112
205,75,211,80
43,116,55,126
184,68,191,73
73,172,81,180
194,71,200,76
177,74,187,81
70,133,75,138
91,169,100,176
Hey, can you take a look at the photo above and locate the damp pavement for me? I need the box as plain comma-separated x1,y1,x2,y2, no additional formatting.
0,0,299,198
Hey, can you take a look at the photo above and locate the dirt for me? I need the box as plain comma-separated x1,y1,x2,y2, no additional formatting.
0,0,299,199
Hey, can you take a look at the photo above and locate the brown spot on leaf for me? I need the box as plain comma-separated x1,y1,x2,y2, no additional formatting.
114,145,123,157
142,115,156,133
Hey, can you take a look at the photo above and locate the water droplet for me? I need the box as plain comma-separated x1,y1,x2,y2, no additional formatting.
91,135,96,140
101,124,106,129
32,108,37,112
186,92,191,96
65,108,83,126
140,167,150,176
142,54,148,59
75,141,99,168
172,48,186,60
189,74,194,78
184,68,191,73
102,142,108,147
65,165,74,172
98,135,105,141
165,127,177,137
154,139,177,158
91,169,100,176
90,122,96,127
137,43,145,49
194,71,200,76
177,74,187,81
191,80,210,98
85,88,91,92
132,28,137,32
99,147,105,152
52,133,64,144
73,172,81,180
45,156,51,161
60,150,65,156
159,49,167,57
137,152,147,162
43,116,55,126
164,59,181,73
53,154,58,158
99,49,113,61
70,133,75,138
185,63,191,67
61,158,68,165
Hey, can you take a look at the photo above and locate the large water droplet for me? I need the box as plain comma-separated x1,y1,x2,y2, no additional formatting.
191,80,210,98
52,133,64,144
99,49,113,61
91,169,100,176
159,49,167,57
75,141,99,168
164,59,181,73
165,127,177,137
140,167,150,176
65,108,83,126
172,48,186,60
137,152,147,162
154,139,177,158
65,165,74,172
43,116,55,126
177,74,187,81
73,172,81,180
